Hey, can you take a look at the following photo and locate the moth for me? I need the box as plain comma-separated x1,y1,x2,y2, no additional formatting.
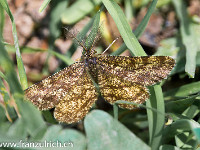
25,27,175,124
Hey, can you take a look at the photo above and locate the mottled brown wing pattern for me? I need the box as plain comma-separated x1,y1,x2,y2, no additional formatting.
97,69,149,109
25,62,84,110
25,53,175,123
96,55,175,108
54,69,97,123
97,56,175,86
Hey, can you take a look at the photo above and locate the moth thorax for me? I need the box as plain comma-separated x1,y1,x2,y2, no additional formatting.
85,57,97,66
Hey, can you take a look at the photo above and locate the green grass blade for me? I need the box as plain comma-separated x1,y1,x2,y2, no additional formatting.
146,85,165,150
125,0,134,21
0,41,23,94
77,18,96,42
172,0,198,78
61,0,102,25
4,44,47,53
164,81,200,98
111,0,158,56
49,0,69,48
113,103,119,120
0,71,6,79
0,39,46,138
0,77,10,104
50,50,74,65
183,105,199,119
0,0,28,90
162,119,200,143
39,0,51,12
102,0,146,56
0,78,14,122
115,100,165,116
159,145,182,150
134,0,158,38
165,95,198,114
0,3,5,38
85,9,101,50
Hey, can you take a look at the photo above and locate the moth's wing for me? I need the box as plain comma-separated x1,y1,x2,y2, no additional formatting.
97,68,149,109
25,62,84,110
54,68,97,123
97,56,175,86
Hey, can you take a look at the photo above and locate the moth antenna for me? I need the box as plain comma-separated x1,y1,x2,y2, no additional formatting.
102,36,121,54
73,36,88,52
63,27,88,53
